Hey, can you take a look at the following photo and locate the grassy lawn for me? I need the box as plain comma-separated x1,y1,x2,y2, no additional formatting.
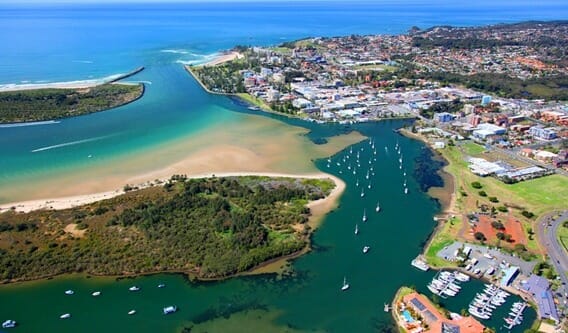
236,93,273,111
508,175,568,214
461,141,486,156
424,217,460,268
432,143,568,257
353,64,397,72
521,219,540,253
558,222,568,254
268,46,292,54
442,145,567,215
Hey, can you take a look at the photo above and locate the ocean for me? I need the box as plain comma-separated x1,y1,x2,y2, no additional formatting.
0,1,563,332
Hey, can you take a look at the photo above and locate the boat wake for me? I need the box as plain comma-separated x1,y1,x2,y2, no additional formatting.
31,135,112,153
0,120,60,128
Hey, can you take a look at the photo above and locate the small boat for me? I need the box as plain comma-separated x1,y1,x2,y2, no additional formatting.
367,183,371,189
2,320,16,328
362,209,367,222
356,179,359,187
360,189,365,198
404,187,408,194
60,313,71,319
129,286,140,292
384,303,390,312
365,170,369,179
87,154,92,158
427,284,441,295
341,277,350,291
158,284,166,288
128,310,136,315
163,305,177,315
375,201,380,212
354,224,359,235
65,290,74,295
92,291,101,297
362,246,370,254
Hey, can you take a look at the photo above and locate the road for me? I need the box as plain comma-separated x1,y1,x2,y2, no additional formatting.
536,210,568,315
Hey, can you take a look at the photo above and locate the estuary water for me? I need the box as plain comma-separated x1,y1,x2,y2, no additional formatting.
0,1,562,331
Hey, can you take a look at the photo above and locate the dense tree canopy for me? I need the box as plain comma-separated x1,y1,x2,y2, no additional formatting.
0,176,334,281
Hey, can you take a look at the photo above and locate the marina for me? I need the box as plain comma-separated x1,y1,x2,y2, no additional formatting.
427,271,466,298
467,284,510,320
504,302,527,330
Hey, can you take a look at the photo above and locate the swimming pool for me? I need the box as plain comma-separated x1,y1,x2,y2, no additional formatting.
402,310,415,323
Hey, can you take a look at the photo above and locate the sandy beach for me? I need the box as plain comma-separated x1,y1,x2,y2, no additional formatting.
0,67,143,92
201,51,242,66
0,172,345,216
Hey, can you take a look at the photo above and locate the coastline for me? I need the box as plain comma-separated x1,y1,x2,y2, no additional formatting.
0,172,346,283
201,51,242,66
0,171,344,215
398,128,457,215
0,66,144,93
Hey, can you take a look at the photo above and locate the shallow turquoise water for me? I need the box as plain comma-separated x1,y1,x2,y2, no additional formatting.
0,2,552,331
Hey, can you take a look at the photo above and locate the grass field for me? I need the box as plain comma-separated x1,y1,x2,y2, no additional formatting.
508,175,568,214
558,223,568,254
421,141,568,260
424,217,460,268
461,141,486,156
236,93,273,111
353,64,398,72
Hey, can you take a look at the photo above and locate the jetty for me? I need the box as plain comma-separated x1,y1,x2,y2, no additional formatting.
108,66,145,84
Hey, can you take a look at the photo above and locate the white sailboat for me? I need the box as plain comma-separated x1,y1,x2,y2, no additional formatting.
362,209,367,222
360,189,365,198
367,182,371,189
375,200,381,212
363,246,370,254
341,277,350,291
365,170,369,179
355,179,359,187
354,224,359,235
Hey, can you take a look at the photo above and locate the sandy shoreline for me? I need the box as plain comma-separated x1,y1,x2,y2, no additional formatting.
0,171,345,214
0,67,144,92
201,51,242,66
398,128,457,215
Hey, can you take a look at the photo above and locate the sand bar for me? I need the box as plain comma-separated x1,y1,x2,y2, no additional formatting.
0,172,344,214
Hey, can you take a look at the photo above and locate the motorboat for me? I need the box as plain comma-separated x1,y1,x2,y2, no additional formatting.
341,277,350,291
163,305,177,315
442,289,457,297
128,310,136,315
2,320,16,328
65,290,74,295
92,291,101,296
362,246,370,254
453,272,470,282
60,313,71,319
158,284,166,288
427,284,441,295
468,307,490,320
129,286,140,292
